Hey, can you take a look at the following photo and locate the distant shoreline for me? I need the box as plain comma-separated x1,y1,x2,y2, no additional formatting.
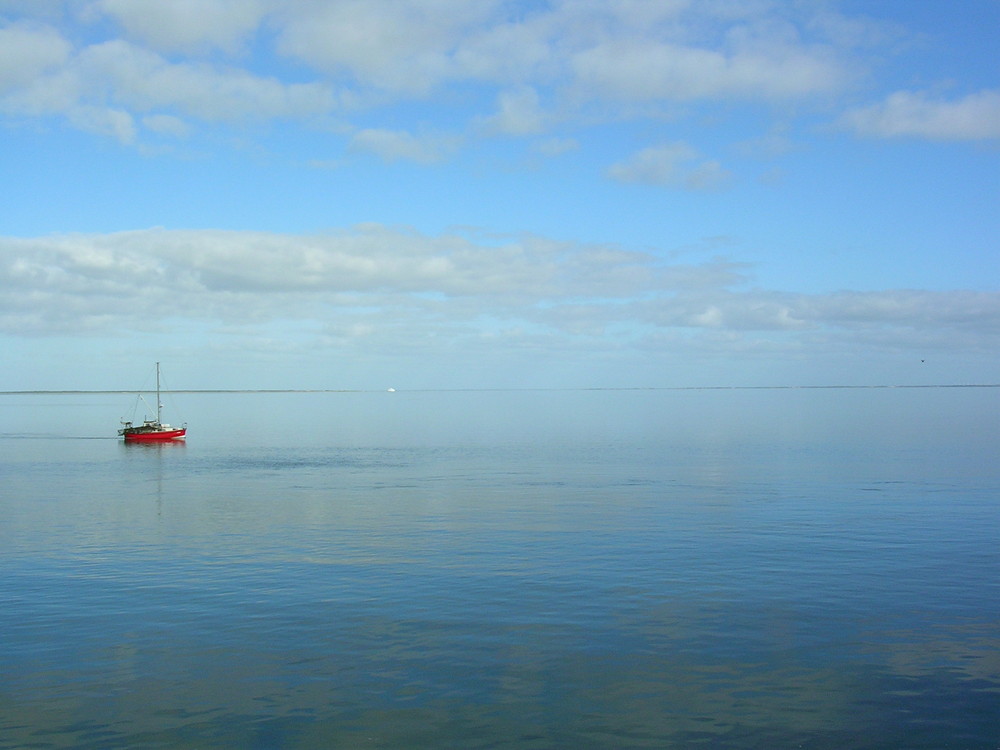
2,384,998,395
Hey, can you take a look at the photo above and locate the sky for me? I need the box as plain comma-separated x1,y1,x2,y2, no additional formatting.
1,0,998,391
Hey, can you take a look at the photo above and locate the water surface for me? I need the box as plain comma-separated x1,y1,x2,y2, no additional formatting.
2,388,998,748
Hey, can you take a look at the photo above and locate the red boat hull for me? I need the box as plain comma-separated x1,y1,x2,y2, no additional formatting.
123,428,187,442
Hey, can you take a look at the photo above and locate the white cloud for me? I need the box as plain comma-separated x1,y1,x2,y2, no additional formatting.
95,0,270,55
638,290,807,331
274,0,500,94
533,136,579,157
638,288,1000,341
840,89,1000,141
2,228,997,362
607,143,733,190
76,40,335,121
0,2,991,160
0,1,894,146
349,128,459,164
142,113,190,138
0,22,70,91
479,86,549,135
0,35,336,126
801,290,1000,332
449,9,559,85
0,226,726,334
570,37,844,102
608,142,694,183
68,104,136,143
684,160,733,191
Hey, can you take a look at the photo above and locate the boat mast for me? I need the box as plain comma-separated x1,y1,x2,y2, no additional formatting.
156,361,162,424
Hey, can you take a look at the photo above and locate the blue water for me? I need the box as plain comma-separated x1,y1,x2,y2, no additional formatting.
2,388,998,748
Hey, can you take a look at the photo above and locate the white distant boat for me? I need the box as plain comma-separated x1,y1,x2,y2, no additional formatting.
387,388,396,392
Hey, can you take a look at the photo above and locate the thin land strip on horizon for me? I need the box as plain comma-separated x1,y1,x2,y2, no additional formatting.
2,384,998,395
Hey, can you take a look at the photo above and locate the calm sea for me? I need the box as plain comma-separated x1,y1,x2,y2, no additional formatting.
1,388,998,749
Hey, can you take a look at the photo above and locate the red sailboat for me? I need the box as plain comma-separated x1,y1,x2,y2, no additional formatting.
119,362,187,442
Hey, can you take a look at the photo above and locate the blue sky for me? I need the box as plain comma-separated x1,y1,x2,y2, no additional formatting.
1,0,998,390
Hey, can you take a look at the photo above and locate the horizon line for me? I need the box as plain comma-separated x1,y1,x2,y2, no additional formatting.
2,384,998,395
